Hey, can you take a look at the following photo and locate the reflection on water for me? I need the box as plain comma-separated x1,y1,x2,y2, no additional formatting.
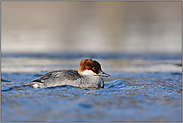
1,53,182,122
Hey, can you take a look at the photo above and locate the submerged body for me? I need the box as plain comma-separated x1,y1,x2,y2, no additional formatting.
29,59,110,88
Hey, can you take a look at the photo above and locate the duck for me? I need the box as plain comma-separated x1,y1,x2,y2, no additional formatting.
29,59,110,88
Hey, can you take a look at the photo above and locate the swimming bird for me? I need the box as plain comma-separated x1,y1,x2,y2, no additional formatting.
29,59,110,88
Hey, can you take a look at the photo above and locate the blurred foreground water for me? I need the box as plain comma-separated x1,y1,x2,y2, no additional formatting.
1,52,182,122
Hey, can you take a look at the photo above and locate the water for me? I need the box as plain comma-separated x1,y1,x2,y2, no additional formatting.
1,53,182,122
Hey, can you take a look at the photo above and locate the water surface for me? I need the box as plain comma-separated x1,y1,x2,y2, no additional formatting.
1,53,182,122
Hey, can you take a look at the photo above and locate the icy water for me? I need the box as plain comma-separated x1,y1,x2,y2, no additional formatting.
1,53,182,122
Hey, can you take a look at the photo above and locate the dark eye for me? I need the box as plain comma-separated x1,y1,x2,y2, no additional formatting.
92,67,96,70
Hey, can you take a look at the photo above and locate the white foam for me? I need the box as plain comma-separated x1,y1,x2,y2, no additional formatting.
32,83,38,88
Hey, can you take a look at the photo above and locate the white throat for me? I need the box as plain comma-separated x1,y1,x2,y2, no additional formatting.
80,70,97,76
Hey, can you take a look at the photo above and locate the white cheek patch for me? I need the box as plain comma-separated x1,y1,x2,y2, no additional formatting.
80,70,97,76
